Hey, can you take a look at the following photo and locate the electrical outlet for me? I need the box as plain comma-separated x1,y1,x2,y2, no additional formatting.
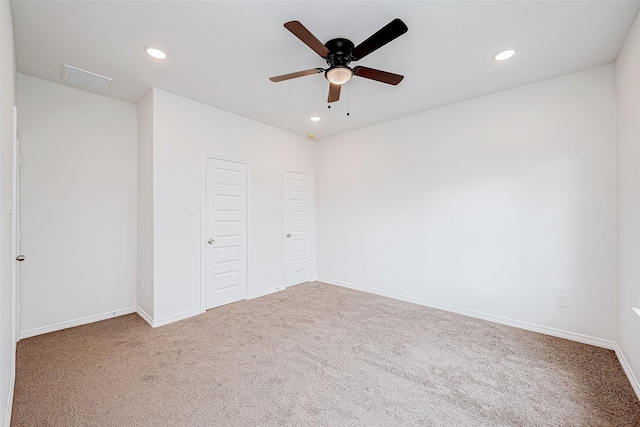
557,294,568,308
327,259,332,267
140,279,145,292
263,266,269,275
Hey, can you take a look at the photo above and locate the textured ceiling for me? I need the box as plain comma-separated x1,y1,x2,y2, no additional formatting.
10,1,640,139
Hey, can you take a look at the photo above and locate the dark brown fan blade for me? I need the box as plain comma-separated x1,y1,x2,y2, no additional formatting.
284,21,330,58
328,82,341,103
269,68,324,82
352,18,408,61
353,66,404,85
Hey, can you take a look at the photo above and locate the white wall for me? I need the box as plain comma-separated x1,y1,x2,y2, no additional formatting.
0,1,16,424
137,90,153,321
16,74,137,337
617,11,640,394
149,89,316,323
317,65,617,343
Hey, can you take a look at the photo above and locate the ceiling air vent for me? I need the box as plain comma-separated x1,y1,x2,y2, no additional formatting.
61,64,113,91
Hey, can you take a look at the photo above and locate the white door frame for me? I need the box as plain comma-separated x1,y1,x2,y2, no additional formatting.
282,168,314,288
200,154,250,312
11,106,19,345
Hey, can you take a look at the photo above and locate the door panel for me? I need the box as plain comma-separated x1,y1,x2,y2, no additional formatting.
206,158,248,309
283,170,312,287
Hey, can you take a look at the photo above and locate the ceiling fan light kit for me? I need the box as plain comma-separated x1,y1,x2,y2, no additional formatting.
269,18,408,103
326,66,353,85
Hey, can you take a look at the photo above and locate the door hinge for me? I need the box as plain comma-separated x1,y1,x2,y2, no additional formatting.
17,230,21,240
16,304,20,314
17,156,21,167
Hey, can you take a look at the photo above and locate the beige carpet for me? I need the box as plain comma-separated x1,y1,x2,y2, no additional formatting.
11,282,640,426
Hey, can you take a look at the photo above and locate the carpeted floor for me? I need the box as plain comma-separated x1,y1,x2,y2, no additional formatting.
11,281,640,426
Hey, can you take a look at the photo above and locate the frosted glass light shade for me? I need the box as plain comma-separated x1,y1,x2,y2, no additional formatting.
326,67,353,85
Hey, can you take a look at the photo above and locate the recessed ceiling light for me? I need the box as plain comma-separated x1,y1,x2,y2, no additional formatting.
310,116,320,122
307,134,316,139
493,49,516,61
145,47,167,60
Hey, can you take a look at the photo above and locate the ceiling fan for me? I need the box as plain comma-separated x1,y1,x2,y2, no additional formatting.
269,19,408,103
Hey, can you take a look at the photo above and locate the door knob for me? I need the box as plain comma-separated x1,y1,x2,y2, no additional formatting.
16,255,25,262
208,239,214,245
287,233,291,238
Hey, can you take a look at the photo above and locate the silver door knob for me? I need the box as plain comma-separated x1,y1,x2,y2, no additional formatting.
16,255,25,262
287,233,291,238
208,239,214,244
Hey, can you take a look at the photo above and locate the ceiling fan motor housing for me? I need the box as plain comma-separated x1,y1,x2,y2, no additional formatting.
324,38,355,68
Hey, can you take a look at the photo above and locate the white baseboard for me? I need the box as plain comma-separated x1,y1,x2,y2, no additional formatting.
135,306,154,327
4,370,14,427
615,344,640,400
317,277,617,350
152,308,203,328
19,306,137,339
17,304,203,336
249,287,284,300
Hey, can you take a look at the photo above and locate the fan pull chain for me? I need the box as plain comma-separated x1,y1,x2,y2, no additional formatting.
347,86,350,116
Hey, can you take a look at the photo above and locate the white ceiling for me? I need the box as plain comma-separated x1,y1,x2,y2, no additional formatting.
10,1,640,139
